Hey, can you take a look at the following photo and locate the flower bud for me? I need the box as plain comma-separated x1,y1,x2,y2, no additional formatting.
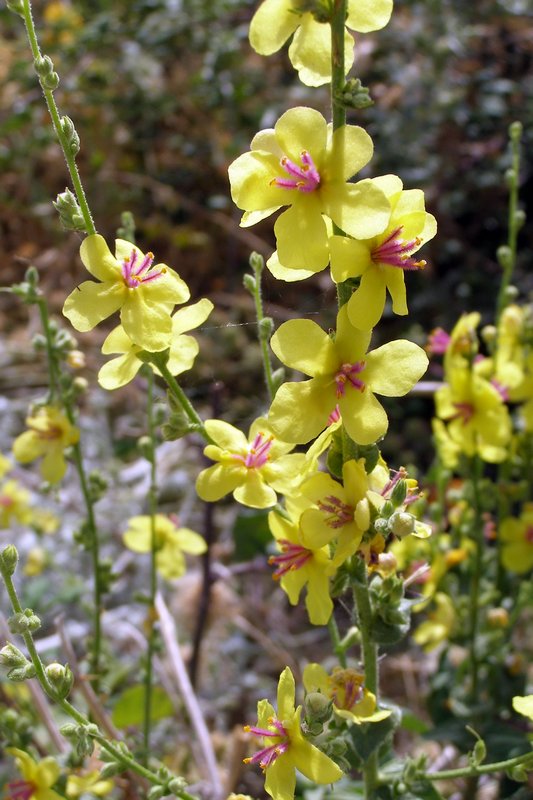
388,511,415,538
0,544,19,576
59,115,80,155
487,607,509,628
504,285,519,300
45,662,74,698
147,787,166,800
390,478,407,507
53,189,87,232
34,56,60,90
6,0,24,15
504,168,516,189
66,350,86,370
167,778,187,793
249,251,265,273
376,552,397,577
243,274,256,293
7,663,37,682
99,761,124,779
8,609,41,634
72,377,89,395
304,691,333,725
509,120,523,141
0,643,28,668
497,245,512,269
259,316,274,339
514,209,526,230
481,324,497,345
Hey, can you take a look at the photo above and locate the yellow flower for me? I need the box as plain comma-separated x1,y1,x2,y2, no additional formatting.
98,298,213,390
244,667,343,800
0,452,12,478
196,418,306,509
23,547,48,577
66,770,114,798
499,504,533,574
413,593,456,651
6,748,63,800
123,515,206,580
0,480,33,527
268,304,428,444
512,695,533,722
13,406,79,483
435,366,511,463
330,174,437,329
63,235,190,352
228,107,390,272
299,458,371,567
303,663,390,724
268,505,335,626
249,0,393,87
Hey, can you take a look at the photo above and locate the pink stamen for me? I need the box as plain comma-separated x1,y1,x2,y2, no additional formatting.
525,526,533,544
121,249,165,289
328,405,341,425
335,362,366,398
491,379,509,402
6,782,36,800
244,718,289,771
271,150,320,193
317,495,354,529
232,433,274,469
427,328,450,355
0,495,14,508
269,539,312,578
372,226,426,271
452,402,474,424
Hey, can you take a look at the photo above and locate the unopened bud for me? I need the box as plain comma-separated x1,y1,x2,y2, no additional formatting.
53,189,86,232
304,691,333,724
390,478,407,507
8,609,41,634
59,115,80,155
388,511,416,538
249,251,264,273
72,377,88,395
374,517,389,535
34,56,60,90
481,324,497,344
0,643,28,668
497,246,512,270
99,762,124,779
487,607,509,628
45,663,74,698
6,0,24,13
514,209,526,230
7,663,36,682
504,285,519,301
147,787,165,800
259,317,274,339
66,350,86,369
0,544,19,576
243,273,256,293
377,552,397,577
509,120,523,141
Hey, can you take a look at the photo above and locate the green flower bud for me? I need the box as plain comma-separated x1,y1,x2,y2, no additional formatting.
472,738,486,766
507,764,528,782
45,662,74,698
509,120,523,141
6,0,25,15
99,761,125,779
0,643,28,668
7,663,37,682
60,723,80,738
340,77,374,109
53,189,87,232
8,609,41,634
504,168,516,189
147,787,166,800
0,544,19,576
243,273,257,293
249,251,264,273
167,778,187,793
514,209,526,230
59,115,80,155
388,511,416,538
25,266,39,288
504,285,519,300
374,517,389,535
390,478,407,507
34,56,59,89
497,245,512,269
259,316,274,339
137,435,153,460
304,691,333,725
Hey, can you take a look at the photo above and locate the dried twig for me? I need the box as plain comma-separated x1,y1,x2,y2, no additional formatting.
155,592,224,800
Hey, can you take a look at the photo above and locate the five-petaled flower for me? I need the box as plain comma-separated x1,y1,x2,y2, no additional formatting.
63,235,190,352
123,515,206,580
268,305,428,445
498,504,533,575
330,174,437,330
98,298,213,390
303,663,390,724
196,418,306,509
249,0,393,87
244,667,343,800
12,406,79,483
228,107,390,272
268,502,335,626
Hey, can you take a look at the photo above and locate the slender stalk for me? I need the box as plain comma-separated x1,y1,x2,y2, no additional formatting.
0,563,198,800
142,368,158,765
352,562,379,799
327,614,347,668
249,256,276,401
495,122,522,326
36,296,103,692
467,455,483,704
21,0,96,235
423,750,533,782
149,354,214,444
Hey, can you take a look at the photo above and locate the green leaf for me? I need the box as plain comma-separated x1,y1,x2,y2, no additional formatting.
349,707,400,761
400,711,430,735
112,685,174,728
233,509,271,561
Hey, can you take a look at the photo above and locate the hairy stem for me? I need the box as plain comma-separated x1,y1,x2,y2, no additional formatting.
21,0,96,235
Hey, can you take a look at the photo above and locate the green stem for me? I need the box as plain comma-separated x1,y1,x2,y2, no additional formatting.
249,256,276,401
142,369,158,765
352,561,379,799
331,0,347,134
327,615,347,668
36,296,103,692
422,750,533,782
21,0,96,235
495,123,522,326
467,455,483,704
149,355,213,443
0,565,198,800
